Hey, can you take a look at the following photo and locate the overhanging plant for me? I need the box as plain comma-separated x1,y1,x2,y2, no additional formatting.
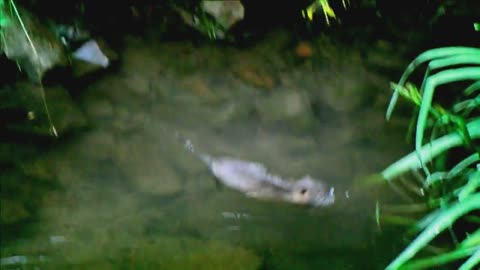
379,46,480,270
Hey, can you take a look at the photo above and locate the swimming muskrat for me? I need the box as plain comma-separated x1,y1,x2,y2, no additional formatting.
183,139,335,207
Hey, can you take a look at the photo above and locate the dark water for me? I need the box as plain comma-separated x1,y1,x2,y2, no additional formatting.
1,31,412,269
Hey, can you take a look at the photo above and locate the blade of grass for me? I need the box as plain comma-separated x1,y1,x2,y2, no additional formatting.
385,194,480,270
460,228,480,249
381,203,430,214
406,247,477,270
425,153,480,186
399,246,478,270
464,80,480,95
453,95,480,114
415,67,480,175
386,47,480,120
448,153,480,179
458,248,480,270
456,173,480,201
464,215,480,223
380,215,418,226
425,172,448,186
429,55,480,70
382,118,480,181
409,209,441,235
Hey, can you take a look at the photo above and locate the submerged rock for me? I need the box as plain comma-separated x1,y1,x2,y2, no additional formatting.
0,198,30,225
1,6,67,83
162,240,260,270
1,82,88,137
115,141,183,196
255,89,315,131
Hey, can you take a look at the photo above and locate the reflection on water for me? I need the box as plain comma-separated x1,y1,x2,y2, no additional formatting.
1,32,410,269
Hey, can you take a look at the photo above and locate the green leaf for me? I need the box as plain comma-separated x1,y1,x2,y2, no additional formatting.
460,228,480,248
459,248,480,270
447,153,480,180
381,118,480,181
456,172,480,201
464,81,480,95
399,246,478,270
415,67,480,174
385,194,480,269
386,47,480,120
453,95,480,115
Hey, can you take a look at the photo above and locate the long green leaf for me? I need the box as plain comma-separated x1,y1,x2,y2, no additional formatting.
448,153,480,179
382,118,480,181
385,194,480,270
425,171,448,186
425,153,480,186
429,55,480,70
464,80,480,95
453,95,480,114
457,173,480,201
415,67,480,173
458,248,480,270
386,47,480,120
399,246,478,270
410,209,441,235
460,228,480,248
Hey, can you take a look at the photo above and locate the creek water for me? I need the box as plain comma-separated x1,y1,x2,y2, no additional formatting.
1,31,413,269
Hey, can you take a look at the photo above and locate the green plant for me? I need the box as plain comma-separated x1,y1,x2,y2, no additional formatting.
379,47,480,269
302,0,349,26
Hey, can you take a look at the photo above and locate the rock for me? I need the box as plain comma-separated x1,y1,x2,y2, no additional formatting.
255,90,314,129
78,130,116,160
266,249,358,270
89,236,261,270
20,158,56,180
257,90,310,120
295,41,314,58
316,68,378,114
202,1,245,30
178,75,216,100
114,141,182,196
110,109,150,134
364,40,406,73
0,198,30,225
46,86,89,135
123,72,151,96
1,7,67,83
2,82,88,137
231,56,275,90
163,240,261,270
85,99,114,120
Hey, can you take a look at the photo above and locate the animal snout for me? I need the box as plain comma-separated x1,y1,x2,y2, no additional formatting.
313,187,335,206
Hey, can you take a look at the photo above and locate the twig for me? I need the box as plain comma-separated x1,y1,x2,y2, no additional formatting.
10,0,57,137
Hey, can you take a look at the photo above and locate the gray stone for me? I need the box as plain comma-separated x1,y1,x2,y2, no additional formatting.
256,90,311,121
114,141,183,196
83,98,114,120
3,82,88,137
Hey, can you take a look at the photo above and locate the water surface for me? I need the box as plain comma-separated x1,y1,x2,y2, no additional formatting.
1,31,411,269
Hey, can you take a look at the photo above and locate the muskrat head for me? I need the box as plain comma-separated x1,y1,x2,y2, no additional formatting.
286,176,335,207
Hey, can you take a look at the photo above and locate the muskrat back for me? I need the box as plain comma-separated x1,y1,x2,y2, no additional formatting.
181,137,335,207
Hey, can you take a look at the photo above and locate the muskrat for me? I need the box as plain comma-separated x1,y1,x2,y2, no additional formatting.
184,139,335,207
